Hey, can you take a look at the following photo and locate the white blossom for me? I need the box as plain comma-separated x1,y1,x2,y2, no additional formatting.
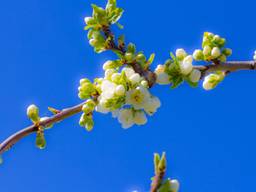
134,111,147,125
203,45,211,56
155,64,170,85
117,108,134,129
126,86,150,110
144,96,161,115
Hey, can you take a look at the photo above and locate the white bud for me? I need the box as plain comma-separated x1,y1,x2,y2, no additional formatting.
111,73,121,82
141,80,149,88
103,60,112,70
156,72,170,85
129,73,141,85
134,111,147,125
211,47,221,58
155,64,165,74
115,85,126,96
193,49,203,61
122,67,135,78
170,179,180,192
104,69,115,79
203,45,211,56
175,49,187,60
189,69,201,83
180,55,193,75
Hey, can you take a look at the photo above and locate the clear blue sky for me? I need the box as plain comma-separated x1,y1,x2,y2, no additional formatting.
0,0,256,191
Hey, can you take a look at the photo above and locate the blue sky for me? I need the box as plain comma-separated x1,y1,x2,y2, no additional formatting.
0,0,256,191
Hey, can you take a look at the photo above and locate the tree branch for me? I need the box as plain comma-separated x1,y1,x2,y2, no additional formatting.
0,60,255,157
0,102,85,155
194,61,256,77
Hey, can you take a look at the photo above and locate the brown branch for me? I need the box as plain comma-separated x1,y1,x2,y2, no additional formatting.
0,102,85,155
150,169,166,192
194,61,256,78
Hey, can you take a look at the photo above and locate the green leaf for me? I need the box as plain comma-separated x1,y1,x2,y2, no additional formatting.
147,53,155,65
170,76,183,89
116,22,124,29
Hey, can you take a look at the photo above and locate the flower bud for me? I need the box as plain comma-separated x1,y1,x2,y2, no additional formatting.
222,48,232,56
219,54,227,62
170,179,180,192
82,100,96,114
36,132,46,149
85,119,94,132
84,17,93,25
140,80,149,88
189,69,201,83
115,85,126,96
203,45,211,56
180,55,193,75
124,52,134,62
136,53,146,63
156,72,170,85
193,49,204,61
105,69,115,79
129,73,141,85
203,73,224,91
175,49,187,60
211,47,221,58
111,73,121,82
27,104,40,123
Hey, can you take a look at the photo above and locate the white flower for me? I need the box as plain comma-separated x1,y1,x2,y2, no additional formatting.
211,47,221,58
95,97,110,114
254,51,256,60
180,55,193,75
155,64,165,74
126,86,150,110
122,67,135,78
144,96,161,115
189,69,201,83
100,80,116,99
129,73,141,85
115,85,126,96
175,49,187,60
118,108,134,129
134,111,147,125
203,45,211,56
169,179,180,192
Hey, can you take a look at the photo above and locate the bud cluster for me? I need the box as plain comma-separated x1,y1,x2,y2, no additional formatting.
155,49,201,88
193,32,232,62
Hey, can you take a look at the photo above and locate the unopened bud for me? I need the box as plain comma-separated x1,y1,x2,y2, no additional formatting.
27,104,40,123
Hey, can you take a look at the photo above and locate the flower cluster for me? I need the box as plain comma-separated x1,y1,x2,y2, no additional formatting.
193,32,232,62
95,66,160,129
155,49,201,88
